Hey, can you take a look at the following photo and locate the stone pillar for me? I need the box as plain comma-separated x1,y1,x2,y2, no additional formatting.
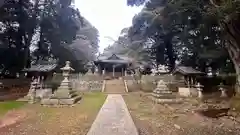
124,70,127,76
151,68,155,76
37,76,41,88
102,68,105,75
196,82,203,98
16,73,20,78
29,79,38,104
25,77,38,99
94,66,99,75
86,68,92,75
219,83,227,98
40,76,44,89
54,61,74,98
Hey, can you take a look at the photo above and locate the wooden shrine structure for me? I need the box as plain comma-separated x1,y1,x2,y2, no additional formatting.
172,66,205,87
94,54,133,78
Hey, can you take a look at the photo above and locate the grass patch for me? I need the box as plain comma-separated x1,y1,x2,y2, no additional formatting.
80,92,106,111
0,101,26,116
0,92,107,135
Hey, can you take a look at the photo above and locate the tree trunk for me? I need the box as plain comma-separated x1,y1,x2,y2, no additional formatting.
23,0,40,67
164,34,176,72
223,17,240,93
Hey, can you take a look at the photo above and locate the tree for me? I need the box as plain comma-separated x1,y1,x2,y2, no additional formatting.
103,27,153,66
0,0,99,75
127,0,240,90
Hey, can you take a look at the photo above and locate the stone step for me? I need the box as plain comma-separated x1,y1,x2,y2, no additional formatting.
153,90,172,94
151,93,176,99
152,97,182,104
69,90,77,94
70,93,78,98
104,79,126,93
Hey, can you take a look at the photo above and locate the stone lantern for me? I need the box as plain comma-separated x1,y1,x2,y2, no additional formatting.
152,80,180,103
54,61,74,98
41,61,81,106
86,62,93,75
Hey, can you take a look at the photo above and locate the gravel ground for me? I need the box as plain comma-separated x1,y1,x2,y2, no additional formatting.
124,92,240,135
0,92,106,135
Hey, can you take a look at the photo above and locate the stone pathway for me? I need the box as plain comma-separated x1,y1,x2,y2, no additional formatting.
87,94,138,135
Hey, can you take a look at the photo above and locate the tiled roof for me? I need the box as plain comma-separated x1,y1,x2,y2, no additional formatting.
99,59,129,64
22,63,57,72
172,66,204,75
96,54,132,63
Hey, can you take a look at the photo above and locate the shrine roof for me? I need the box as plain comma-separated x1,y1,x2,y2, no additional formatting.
22,60,57,72
172,66,205,75
95,54,132,64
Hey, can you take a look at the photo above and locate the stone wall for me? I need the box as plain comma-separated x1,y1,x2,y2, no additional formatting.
124,74,179,92
123,76,140,92
70,74,103,92
0,79,30,101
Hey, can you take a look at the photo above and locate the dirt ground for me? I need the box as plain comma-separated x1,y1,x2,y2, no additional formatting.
124,92,240,135
0,92,106,135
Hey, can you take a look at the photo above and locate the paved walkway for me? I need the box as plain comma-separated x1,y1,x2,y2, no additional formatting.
87,94,138,135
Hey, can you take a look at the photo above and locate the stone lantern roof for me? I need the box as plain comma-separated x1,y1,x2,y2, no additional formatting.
60,61,74,71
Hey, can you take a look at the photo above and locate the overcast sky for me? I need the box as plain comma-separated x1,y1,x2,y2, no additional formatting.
75,0,143,53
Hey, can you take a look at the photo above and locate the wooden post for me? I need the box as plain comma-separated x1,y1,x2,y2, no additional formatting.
187,76,190,88
122,68,123,76
113,65,115,78
190,77,194,88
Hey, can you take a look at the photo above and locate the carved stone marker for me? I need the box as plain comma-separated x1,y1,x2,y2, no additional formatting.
152,80,180,103
219,83,227,98
29,79,38,104
196,82,203,98
86,68,92,75
94,67,99,75
102,69,105,75
41,61,81,106
24,77,39,101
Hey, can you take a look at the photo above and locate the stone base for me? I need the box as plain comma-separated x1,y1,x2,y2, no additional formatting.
41,91,81,106
178,87,197,97
152,97,182,104
151,93,176,99
41,96,81,106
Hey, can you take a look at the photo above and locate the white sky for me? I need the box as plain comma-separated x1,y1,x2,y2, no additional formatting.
75,0,143,53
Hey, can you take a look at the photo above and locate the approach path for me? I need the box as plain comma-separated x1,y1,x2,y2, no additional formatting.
86,94,138,135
